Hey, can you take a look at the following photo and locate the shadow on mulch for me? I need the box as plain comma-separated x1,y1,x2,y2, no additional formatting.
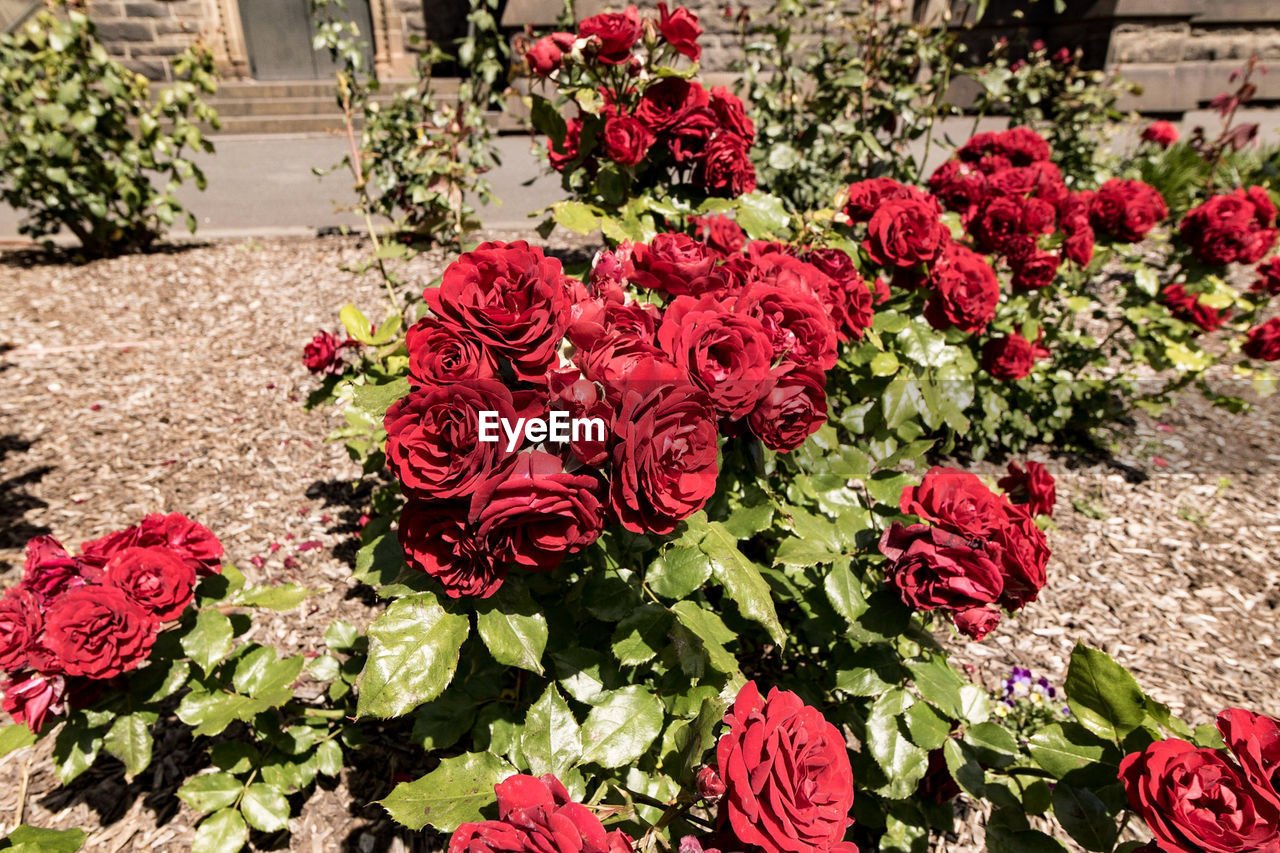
337,720,450,853
0,434,52,563
0,241,214,269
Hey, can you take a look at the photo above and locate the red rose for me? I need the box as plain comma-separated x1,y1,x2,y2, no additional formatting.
81,513,222,576
1011,249,1061,291
1161,283,1231,332
21,535,85,604
803,248,874,341
952,606,1001,641
398,501,504,599
732,280,838,369
900,466,1009,538
958,131,1000,164
691,214,746,257
602,114,656,167
548,118,582,172
1,673,67,732
384,379,517,501
1063,224,1096,266
426,241,573,379
997,460,1056,516
667,107,718,164
1089,179,1167,243
1180,189,1280,266
1218,708,1280,808
469,451,605,571
406,317,498,385
698,132,756,198
970,196,1028,254
1120,738,1280,853
992,505,1049,610
609,368,719,534
636,78,708,132
845,177,925,224
578,7,641,64
925,245,999,334
0,588,44,672
526,34,568,75
717,682,855,853
43,586,157,679
575,334,678,402
657,2,702,61
629,233,717,295
746,364,827,452
303,330,348,375
995,126,1051,165
104,545,196,621
450,774,635,853
547,369,613,466
697,765,726,802
878,523,1005,616
863,197,949,268
657,294,777,419
982,332,1049,380
708,87,753,140
1253,257,1280,295
928,161,987,223
1142,120,1180,148
1244,317,1280,361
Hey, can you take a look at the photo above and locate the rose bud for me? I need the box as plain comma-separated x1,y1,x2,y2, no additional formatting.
696,765,726,802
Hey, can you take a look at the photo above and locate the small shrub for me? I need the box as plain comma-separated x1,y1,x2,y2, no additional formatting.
0,2,218,257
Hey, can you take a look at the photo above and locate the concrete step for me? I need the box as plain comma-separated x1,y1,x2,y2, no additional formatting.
206,108,526,136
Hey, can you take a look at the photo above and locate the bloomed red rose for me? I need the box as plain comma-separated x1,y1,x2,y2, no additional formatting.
1142,120,1179,148
303,330,347,375
635,78,708,132
384,378,517,501
629,233,717,295
657,293,778,420
709,87,753,140
469,450,605,571
992,504,1049,610
1010,249,1061,291
608,364,719,535
398,501,504,598
657,2,702,61
1,672,67,733
1217,708,1280,809
548,118,582,172
1160,283,1231,332
602,114,656,167
81,512,223,575
844,177,926,224
924,245,999,334
104,545,196,621
21,535,86,604
578,6,641,64
1252,257,1280,295
994,126,1052,165
0,587,44,672
802,247,874,342
997,460,1056,517
1180,189,1280,266
690,214,746,258
746,364,827,452
1089,179,1168,243
43,586,157,680
731,279,838,370
878,523,1005,616
1244,317,1280,361
698,132,756,198
927,161,987,223
862,197,948,268
716,682,856,853
901,466,1009,538
449,774,635,853
426,241,573,379
982,332,1049,380
406,316,497,384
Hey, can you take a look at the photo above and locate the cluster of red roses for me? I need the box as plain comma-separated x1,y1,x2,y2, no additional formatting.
877,465,1052,641
388,235,875,599
524,5,756,198
447,681,858,853
1122,707,1280,853
0,514,222,732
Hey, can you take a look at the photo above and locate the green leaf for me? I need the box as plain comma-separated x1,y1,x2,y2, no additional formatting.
211,742,259,774
661,695,728,785
325,620,360,652
867,690,929,799
191,809,247,853
339,303,374,344
103,712,155,779
182,609,233,674
178,772,243,813
232,646,304,701
734,192,792,239
177,689,270,737
700,521,784,645
963,721,1019,768
1026,722,1114,780
824,561,869,626
550,200,601,234
648,545,713,599
316,740,343,777
0,725,37,758
906,655,967,720
357,592,469,718
235,583,312,611
904,702,951,751
476,583,548,674
1052,783,1118,852
0,826,85,852
380,752,513,832
671,601,739,674
521,684,581,779
52,714,104,784
611,604,671,666
412,692,478,752
241,783,290,833
579,686,665,768
1064,644,1147,742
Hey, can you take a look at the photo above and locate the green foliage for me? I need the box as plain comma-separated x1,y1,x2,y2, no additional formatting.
0,2,218,256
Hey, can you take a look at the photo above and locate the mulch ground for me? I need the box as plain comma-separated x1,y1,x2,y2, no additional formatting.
1,236,1277,851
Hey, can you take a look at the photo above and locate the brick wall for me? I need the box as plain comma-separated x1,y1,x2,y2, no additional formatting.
86,0,212,81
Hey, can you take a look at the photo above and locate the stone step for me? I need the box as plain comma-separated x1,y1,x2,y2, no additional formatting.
206,108,525,136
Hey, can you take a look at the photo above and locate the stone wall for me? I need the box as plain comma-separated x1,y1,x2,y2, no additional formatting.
85,0,214,82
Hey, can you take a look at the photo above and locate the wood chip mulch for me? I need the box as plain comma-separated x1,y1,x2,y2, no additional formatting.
1,236,1277,851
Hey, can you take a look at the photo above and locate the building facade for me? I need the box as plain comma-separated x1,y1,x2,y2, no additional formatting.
40,0,1280,112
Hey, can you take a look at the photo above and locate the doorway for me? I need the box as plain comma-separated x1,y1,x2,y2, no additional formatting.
237,0,375,80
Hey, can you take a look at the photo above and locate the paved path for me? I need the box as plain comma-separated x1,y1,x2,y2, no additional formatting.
2,111,1278,244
